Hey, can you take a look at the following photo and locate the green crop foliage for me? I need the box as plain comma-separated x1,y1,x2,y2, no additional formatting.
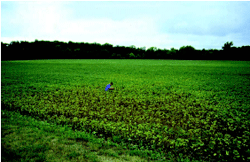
1,59,250,161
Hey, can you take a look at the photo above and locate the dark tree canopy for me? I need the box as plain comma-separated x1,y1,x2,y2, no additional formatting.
1,40,249,61
222,41,234,51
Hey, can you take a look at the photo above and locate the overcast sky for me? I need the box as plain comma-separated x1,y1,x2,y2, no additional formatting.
1,1,250,50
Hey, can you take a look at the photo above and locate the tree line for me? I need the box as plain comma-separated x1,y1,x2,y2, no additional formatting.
1,40,250,60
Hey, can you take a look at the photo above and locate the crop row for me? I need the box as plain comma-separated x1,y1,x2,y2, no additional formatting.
2,85,249,161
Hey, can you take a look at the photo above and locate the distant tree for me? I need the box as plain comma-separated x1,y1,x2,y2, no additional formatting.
111,53,122,59
103,43,113,49
117,54,122,59
1,42,9,60
135,53,141,59
2,39,249,60
129,53,136,59
179,45,195,52
155,48,167,59
139,46,146,51
167,48,177,59
10,41,20,46
221,41,234,60
178,45,196,60
222,41,233,51
129,45,136,49
137,47,146,59
238,46,250,60
145,47,157,59
147,46,158,52
113,46,127,58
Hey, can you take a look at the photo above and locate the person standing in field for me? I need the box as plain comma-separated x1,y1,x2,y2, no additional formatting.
105,82,114,91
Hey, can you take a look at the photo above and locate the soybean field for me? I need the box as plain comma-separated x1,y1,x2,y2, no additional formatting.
1,59,250,161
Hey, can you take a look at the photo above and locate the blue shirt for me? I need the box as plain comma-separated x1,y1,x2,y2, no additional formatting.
105,84,111,91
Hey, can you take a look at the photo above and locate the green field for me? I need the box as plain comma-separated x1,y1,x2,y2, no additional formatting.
1,59,250,161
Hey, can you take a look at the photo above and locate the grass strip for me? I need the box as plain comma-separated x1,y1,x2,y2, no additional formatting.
2,109,174,162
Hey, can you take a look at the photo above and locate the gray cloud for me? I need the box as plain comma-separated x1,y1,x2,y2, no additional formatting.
160,1,250,36
1,1,249,50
